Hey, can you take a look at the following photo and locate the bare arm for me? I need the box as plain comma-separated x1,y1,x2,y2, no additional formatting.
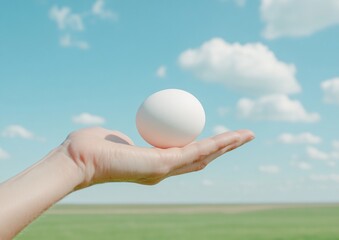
0,147,83,239
0,127,254,239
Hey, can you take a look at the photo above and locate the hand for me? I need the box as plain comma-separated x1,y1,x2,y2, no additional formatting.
0,127,254,239
61,127,255,189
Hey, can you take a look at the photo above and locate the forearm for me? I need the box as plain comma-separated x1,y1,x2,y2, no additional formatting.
0,146,84,239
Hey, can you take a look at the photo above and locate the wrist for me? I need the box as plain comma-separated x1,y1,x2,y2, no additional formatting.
49,144,87,191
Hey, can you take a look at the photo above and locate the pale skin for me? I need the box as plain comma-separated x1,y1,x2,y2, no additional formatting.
0,127,254,239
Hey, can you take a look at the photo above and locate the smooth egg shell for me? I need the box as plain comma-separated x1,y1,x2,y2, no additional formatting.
136,89,205,148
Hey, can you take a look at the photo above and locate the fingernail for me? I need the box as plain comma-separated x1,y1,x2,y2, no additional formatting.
248,132,255,141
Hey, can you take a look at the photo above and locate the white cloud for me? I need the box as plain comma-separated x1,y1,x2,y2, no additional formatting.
237,94,320,122
60,34,89,50
92,0,118,20
306,146,329,161
329,147,339,159
278,132,321,144
2,125,34,139
293,161,312,171
307,144,339,167
49,5,87,49
49,3,116,49
178,38,300,96
156,65,167,78
72,113,106,125
49,6,84,31
0,148,10,160
261,0,339,39
213,125,229,135
321,78,339,105
310,174,339,183
259,165,280,174
332,140,339,150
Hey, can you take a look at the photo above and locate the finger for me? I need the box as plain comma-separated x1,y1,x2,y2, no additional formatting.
105,130,254,166
178,130,254,167
169,143,238,176
100,130,253,179
169,130,254,176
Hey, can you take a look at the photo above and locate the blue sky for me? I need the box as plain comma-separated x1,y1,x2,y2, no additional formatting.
1,0,339,204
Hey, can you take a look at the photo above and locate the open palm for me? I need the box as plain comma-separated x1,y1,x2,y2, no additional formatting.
62,127,254,189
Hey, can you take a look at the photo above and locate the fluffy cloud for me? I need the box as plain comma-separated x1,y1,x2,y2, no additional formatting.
306,146,329,161
310,174,339,183
92,0,118,20
333,140,339,150
292,161,312,171
178,38,300,96
306,144,339,167
60,34,89,50
321,78,339,105
49,6,84,31
213,125,229,135
156,65,167,78
72,113,106,125
49,5,87,50
259,165,280,174
237,94,320,122
49,2,116,49
278,132,321,144
0,148,10,160
261,0,339,39
2,125,34,139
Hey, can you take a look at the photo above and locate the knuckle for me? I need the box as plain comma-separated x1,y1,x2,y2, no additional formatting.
152,165,170,178
149,178,163,185
192,154,204,164
226,143,237,152
196,161,208,171
232,132,242,146
161,165,171,176
138,177,163,186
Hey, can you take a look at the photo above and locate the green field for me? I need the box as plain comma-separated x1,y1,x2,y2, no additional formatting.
17,204,339,240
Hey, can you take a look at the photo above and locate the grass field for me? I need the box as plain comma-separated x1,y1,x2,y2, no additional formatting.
17,204,339,240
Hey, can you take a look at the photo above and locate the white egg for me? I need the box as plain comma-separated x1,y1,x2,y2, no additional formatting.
136,89,206,148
